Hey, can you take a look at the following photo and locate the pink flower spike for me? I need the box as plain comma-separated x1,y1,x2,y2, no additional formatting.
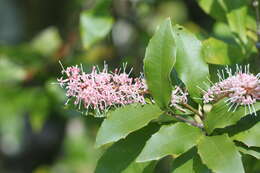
57,63,148,115
203,65,260,115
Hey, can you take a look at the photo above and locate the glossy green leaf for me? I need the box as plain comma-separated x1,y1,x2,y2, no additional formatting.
171,147,210,173
172,25,209,100
122,161,157,173
218,0,248,44
204,99,260,134
198,135,244,173
80,11,113,49
193,154,212,173
211,112,260,137
202,37,243,65
171,148,196,173
95,104,163,147
237,146,260,159
95,124,159,173
136,122,203,162
197,0,227,22
232,122,260,147
144,18,176,109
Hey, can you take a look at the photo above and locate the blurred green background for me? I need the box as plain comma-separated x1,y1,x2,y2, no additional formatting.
0,0,259,173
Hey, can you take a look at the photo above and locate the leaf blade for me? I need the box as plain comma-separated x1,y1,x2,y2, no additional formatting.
197,135,244,173
218,0,248,43
95,104,163,147
202,37,244,65
237,146,260,160
80,11,113,49
204,99,260,134
144,18,176,109
172,25,209,100
136,122,203,162
197,0,227,22
232,122,260,147
95,124,159,173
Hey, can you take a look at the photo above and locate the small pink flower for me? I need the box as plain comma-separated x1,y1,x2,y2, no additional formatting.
170,86,188,112
57,63,147,115
203,65,260,115
58,62,188,115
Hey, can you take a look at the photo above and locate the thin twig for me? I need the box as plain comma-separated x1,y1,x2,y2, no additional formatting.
181,103,203,119
167,112,204,129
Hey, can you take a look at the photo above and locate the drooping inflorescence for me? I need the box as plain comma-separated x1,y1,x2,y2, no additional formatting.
57,62,188,115
203,65,260,115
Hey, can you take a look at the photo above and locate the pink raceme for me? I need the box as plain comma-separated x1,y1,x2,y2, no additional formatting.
57,62,188,114
57,63,147,114
203,65,260,115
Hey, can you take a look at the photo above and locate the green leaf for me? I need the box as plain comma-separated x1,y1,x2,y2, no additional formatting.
198,135,244,173
213,22,234,40
211,112,260,137
0,58,26,84
0,45,44,68
204,99,260,134
30,27,61,56
144,18,176,109
197,0,227,22
198,0,248,44
136,122,203,162
122,161,157,173
29,90,50,132
171,148,197,173
202,37,244,65
193,154,212,173
218,0,248,44
237,146,260,159
172,25,209,100
95,104,163,147
170,147,211,173
95,124,159,173
232,122,260,147
80,11,113,49
141,161,158,173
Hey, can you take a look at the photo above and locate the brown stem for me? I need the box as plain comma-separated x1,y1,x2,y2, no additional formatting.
167,112,204,129
181,103,203,119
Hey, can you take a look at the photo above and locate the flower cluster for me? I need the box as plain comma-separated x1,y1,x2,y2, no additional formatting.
203,65,260,115
57,63,147,114
170,86,188,111
57,63,188,114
